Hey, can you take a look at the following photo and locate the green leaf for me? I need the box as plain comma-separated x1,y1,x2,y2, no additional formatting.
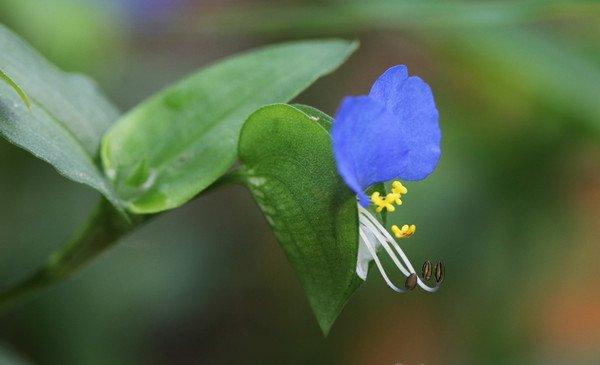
238,104,361,335
101,39,357,214
0,23,122,208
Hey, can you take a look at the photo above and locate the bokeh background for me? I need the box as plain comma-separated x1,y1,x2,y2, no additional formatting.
0,0,599,364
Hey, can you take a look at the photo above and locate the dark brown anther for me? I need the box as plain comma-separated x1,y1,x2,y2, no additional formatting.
434,261,445,284
405,273,418,290
422,260,432,280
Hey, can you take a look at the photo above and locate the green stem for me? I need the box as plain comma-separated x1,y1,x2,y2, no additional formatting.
0,169,244,308
0,198,147,307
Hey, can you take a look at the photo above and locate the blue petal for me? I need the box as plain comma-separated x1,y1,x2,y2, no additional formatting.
332,66,441,205
368,65,441,180
332,96,409,206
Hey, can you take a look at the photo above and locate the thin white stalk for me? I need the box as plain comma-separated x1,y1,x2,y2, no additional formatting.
359,217,411,277
358,227,408,293
358,205,440,292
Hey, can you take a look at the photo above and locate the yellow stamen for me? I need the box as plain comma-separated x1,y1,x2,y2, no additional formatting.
390,192,402,206
391,224,416,239
371,192,396,213
371,181,407,213
391,180,408,196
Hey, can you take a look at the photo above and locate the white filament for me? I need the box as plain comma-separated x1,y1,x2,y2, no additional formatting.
358,228,408,293
356,204,440,293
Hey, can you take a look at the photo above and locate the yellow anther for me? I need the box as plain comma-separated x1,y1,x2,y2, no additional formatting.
384,193,398,210
390,192,403,206
371,192,396,213
391,224,416,239
392,181,408,196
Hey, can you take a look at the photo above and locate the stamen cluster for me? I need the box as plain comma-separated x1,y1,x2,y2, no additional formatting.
356,181,444,292
370,181,416,240
370,180,407,213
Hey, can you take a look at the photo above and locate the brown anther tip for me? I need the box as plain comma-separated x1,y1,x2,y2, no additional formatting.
405,273,418,290
434,261,445,284
422,260,432,280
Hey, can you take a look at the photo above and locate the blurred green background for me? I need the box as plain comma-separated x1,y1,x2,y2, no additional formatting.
0,0,599,364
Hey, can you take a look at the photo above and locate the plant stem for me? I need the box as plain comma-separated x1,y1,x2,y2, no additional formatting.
0,198,147,307
0,169,244,308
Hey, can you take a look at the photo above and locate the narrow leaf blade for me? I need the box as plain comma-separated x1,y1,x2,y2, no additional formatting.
0,23,119,154
0,24,122,207
101,39,358,214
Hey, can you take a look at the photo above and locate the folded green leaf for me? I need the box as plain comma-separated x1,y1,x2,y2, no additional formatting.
0,23,122,208
101,39,357,214
238,104,361,335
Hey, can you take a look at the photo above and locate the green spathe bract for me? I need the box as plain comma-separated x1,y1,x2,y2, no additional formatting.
238,104,361,335
102,39,358,214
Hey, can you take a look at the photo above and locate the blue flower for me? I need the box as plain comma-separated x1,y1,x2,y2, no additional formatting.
331,65,443,293
332,65,441,206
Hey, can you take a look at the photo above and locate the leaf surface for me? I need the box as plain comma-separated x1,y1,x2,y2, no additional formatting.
0,24,121,207
102,40,357,213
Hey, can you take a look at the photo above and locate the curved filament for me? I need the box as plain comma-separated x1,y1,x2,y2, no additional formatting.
357,205,440,293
